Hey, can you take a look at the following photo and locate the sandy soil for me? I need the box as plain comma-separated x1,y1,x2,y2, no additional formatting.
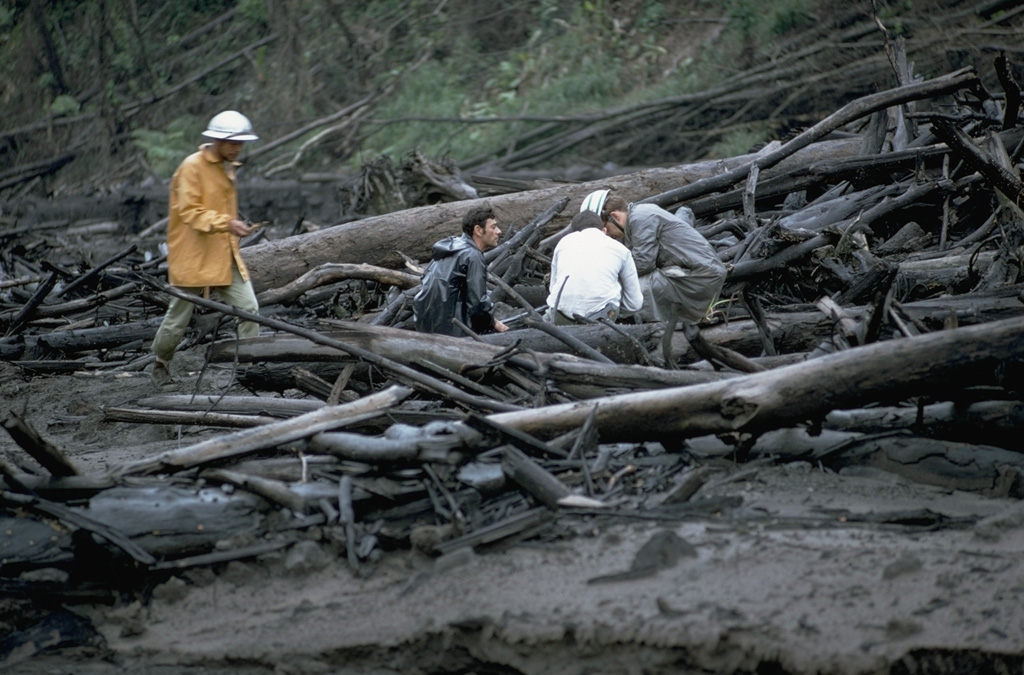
3,348,1024,675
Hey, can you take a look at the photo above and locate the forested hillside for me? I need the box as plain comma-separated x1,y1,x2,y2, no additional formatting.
1,0,1021,200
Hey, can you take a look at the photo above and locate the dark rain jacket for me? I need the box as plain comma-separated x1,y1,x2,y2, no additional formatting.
412,233,496,337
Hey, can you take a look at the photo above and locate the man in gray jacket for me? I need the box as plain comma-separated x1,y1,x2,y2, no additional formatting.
580,189,727,367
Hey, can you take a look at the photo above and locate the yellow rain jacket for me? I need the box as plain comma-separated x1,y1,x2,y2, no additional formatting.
166,144,250,288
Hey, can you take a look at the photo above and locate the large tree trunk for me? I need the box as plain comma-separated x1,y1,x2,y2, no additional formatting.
242,138,863,292
484,315,1024,442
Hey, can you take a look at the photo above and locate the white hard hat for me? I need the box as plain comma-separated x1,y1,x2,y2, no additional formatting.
202,110,259,141
580,189,610,215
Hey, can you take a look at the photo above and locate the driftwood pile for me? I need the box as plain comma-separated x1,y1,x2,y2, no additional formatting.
2,64,1024,604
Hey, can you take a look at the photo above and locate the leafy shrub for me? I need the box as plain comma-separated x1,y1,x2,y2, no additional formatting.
49,95,80,117
132,118,198,179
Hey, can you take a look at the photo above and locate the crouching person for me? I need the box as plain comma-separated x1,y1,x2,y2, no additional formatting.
413,205,509,337
580,189,727,367
546,210,643,325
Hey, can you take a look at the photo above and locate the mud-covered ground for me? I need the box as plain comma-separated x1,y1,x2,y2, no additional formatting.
3,345,1024,675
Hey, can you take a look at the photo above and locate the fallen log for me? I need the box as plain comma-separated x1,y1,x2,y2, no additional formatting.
83,483,269,559
823,398,1024,450
541,359,736,397
685,141,956,219
3,271,58,334
501,445,571,508
825,435,1024,497
680,321,766,373
691,425,1024,497
1,410,80,477
103,407,278,428
241,137,866,292
482,322,666,364
2,490,156,566
212,323,736,397
255,262,421,307
142,276,526,413
307,426,469,464
201,467,309,512
644,67,981,209
776,183,903,232
0,282,139,325
932,117,1024,209
215,284,1024,381
134,394,324,417
111,384,413,476
56,244,138,299
0,474,116,497
484,314,1024,442
0,317,161,360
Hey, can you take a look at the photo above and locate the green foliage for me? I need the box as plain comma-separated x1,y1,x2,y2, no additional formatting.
0,4,15,29
722,0,761,34
703,0,813,41
237,0,268,26
771,0,813,34
708,127,770,159
636,2,667,31
0,0,866,183
132,118,199,179
876,0,914,18
49,94,80,117
352,0,644,165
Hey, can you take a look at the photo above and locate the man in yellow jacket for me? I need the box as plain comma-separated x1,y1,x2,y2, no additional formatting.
150,110,260,386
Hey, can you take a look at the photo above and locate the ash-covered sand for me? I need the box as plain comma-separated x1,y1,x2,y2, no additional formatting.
3,349,1024,675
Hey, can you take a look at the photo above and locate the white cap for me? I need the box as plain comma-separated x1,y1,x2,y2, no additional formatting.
580,189,610,215
202,110,259,141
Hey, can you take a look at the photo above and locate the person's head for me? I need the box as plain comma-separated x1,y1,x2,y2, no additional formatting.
580,189,629,241
570,210,604,232
462,204,502,250
202,110,258,162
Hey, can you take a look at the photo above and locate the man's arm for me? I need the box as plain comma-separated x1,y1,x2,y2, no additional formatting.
464,253,499,332
628,210,660,276
174,162,242,234
618,255,644,316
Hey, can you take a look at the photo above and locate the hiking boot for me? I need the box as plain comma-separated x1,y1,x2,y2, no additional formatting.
150,359,173,387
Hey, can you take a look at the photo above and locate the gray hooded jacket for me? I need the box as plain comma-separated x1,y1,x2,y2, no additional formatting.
625,203,727,322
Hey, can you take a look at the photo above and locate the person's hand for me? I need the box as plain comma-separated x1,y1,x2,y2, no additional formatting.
228,219,252,237
493,319,509,333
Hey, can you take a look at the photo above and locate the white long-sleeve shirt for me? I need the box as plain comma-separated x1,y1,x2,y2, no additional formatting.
546,228,644,320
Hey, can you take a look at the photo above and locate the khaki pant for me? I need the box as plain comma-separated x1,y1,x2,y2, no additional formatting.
151,265,259,363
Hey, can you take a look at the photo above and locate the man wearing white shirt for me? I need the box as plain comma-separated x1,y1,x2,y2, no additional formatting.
546,210,644,325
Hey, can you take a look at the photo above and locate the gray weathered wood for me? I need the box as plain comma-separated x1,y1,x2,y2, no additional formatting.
202,467,309,512
501,445,572,508
485,314,1024,442
242,138,867,292
111,384,413,476
135,394,324,417
256,262,421,307
1,411,80,477
103,406,278,428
